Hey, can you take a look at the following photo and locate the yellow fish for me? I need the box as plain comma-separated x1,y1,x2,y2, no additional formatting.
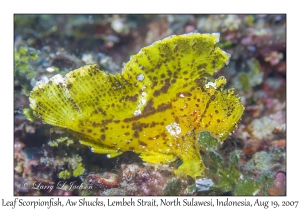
29,33,244,179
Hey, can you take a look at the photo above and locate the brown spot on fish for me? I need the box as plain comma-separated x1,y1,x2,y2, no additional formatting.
139,140,147,147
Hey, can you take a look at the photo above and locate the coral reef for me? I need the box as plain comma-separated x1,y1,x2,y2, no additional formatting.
14,14,286,196
87,172,119,189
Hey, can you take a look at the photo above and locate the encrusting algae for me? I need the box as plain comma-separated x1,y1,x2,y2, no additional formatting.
29,33,244,179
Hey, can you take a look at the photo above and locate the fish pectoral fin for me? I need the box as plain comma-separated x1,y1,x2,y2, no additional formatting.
175,156,205,179
79,139,123,158
175,136,205,179
139,151,176,164
106,152,123,158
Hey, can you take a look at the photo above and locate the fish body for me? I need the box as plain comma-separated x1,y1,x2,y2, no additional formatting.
29,33,244,178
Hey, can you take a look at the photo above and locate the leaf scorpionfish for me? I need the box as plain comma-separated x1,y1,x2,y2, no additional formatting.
29,33,244,179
